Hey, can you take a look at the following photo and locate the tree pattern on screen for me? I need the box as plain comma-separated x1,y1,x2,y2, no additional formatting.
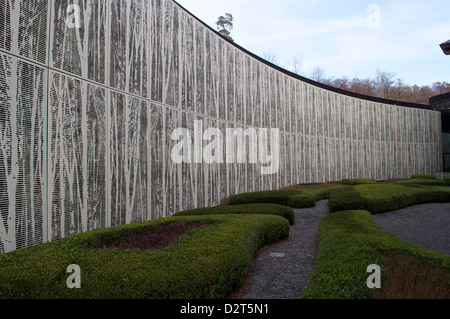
0,0,443,253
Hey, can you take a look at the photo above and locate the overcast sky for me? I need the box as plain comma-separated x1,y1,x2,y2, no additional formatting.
175,0,450,87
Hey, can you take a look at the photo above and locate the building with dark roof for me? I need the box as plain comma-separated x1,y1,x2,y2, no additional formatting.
440,39,450,55
431,93,450,171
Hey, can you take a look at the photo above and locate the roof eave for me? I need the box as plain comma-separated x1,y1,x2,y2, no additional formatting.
440,40,450,55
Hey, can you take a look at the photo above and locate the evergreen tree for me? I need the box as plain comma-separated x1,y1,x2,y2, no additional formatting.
216,13,234,42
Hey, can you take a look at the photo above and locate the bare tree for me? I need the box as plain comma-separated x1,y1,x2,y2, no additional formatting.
262,51,279,65
375,69,396,99
289,55,303,75
432,82,450,95
393,79,408,101
311,67,326,83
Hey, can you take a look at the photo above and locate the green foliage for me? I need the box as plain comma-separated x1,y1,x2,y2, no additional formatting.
4,179,449,300
301,186,347,201
174,203,295,225
0,215,289,299
411,174,436,179
228,190,302,206
228,181,450,215
227,186,345,209
216,13,234,42
338,178,378,185
327,182,450,214
301,211,450,299
286,193,316,209
356,183,450,214
328,186,367,213
391,178,447,187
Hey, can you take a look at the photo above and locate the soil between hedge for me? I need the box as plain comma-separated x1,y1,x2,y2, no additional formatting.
376,251,450,299
85,221,207,250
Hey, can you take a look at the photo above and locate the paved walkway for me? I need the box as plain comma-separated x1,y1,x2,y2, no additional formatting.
372,203,450,256
243,201,450,299
243,200,329,299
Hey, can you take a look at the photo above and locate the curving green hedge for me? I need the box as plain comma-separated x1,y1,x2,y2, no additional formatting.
301,210,450,299
173,203,295,225
356,183,450,214
337,178,378,185
410,174,436,179
328,183,450,214
328,186,366,213
227,186,344,209
228,190,302,206
391,178,447,187
286,193,316,209
226,179,450,215
0,214,289,299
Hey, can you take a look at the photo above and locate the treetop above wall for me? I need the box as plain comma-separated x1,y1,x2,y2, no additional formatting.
172,0,431,111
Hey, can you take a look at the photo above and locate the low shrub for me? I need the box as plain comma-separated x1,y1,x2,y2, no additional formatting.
301,185,347,201
0,214,289,299
411,174,436,179
286,193,316,209
327,183,450,215
357,184,450,214
398,179,446,187
174,203,295,225
228,190,301,206
338,178,378,185
228,185,346,209
301,211,450,299
328,186,367,213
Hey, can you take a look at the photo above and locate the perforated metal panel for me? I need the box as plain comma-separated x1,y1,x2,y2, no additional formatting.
48,72,106,241
109,91,147,226
0,0,49,64
0,0,444,253
0,53,47,253
50,0,106,83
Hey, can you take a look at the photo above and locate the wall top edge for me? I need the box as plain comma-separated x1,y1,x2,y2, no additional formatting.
172,0,431,111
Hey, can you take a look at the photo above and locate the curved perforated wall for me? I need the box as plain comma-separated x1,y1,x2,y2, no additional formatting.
0,0,442,253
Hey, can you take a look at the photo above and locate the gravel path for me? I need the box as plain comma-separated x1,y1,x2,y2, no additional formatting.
243,200,329,299
242,200,450,299
372,203,450,256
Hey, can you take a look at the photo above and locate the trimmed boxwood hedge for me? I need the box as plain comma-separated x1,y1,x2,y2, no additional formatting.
356,183,450,214
411,174,436,179
328,186,366,212
391,178,447,187
337,178,378,185
327,183,450,214
0,214,289,299
173,203,295,225
286,193,316,209
228,190,302,206
301,210,450,299
227,179,450,215
227,187,344,209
